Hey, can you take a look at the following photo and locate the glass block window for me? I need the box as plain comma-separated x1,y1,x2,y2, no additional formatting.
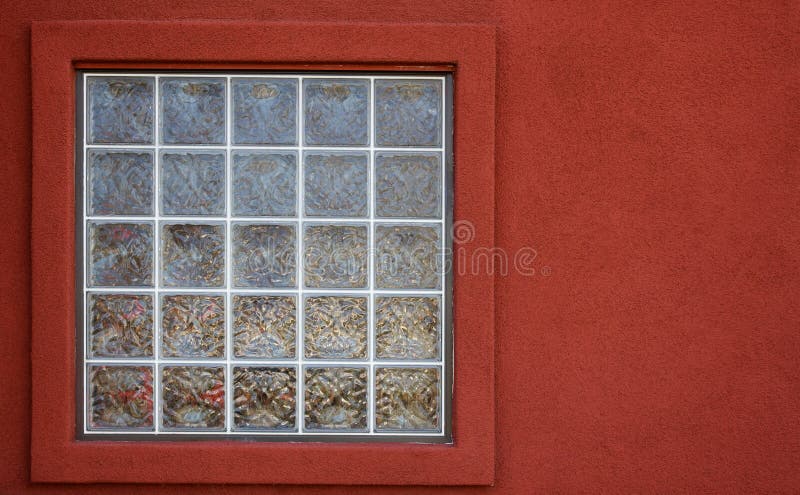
79,72,451,441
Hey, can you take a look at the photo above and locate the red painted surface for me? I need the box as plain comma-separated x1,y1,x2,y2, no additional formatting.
2,1,799,493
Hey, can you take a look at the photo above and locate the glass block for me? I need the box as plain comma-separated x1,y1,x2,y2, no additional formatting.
161,366,225,430
233,367,296,430
87,150,153,216
232,152,297,217
160,78,225,145
88,365,153,430
160,152,225,216
88,293,153,358
81,71,451,441
87,76,154,144
304,152,368,217
161,294,225,358
88,222,153,287
375,296,440,360
303,78,369,146
375,152,441,219
375,367,440,431
161,223,225,288
303,224,368,288
232,223,296,288
304,296,367,360
233,295,296,359
375,224,441,289
304,367,367,431
232,78,297,145
375,79,442,147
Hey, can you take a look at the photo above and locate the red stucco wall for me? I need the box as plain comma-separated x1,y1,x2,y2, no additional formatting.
2,1,798,493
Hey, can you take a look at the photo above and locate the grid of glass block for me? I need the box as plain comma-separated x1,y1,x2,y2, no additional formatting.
80,72,449,439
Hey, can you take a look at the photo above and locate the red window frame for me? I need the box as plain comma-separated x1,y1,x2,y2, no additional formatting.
31,20,495,485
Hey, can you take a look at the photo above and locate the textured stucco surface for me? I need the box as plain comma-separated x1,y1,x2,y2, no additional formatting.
2,0,799,492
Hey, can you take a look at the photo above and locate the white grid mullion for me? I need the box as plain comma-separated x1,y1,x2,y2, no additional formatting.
368,76,377,433
225,76,234,433
83,72,448,439
152,75,161,434
296,76,306,434
87,144,444,153
87,216,443,224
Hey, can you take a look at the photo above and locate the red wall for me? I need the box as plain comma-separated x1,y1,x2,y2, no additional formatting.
2,1,798,493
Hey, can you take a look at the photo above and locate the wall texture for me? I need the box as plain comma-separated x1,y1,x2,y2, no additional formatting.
1,0,798,493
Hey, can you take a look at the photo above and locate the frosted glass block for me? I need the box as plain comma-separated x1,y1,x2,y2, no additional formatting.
303,224,368,289
160,223,225,288
232,152,297,216
160,294,225,358
375,367,440,431
304,152,368,217
88,293,153,358
160,152,225,216
232,78,297,145
375,224,441,289
375,296,440,360
233,366,296,430
303,79,369,146
375,79,442,147
160,78,225,144
88,222,153,287
304,367,368,431
233,295,296,359
304,296,367,360
161,366,225,430
375,152,441,219
88,150,153,216
88,365,154,430
87,76,154,144
232,223,296,288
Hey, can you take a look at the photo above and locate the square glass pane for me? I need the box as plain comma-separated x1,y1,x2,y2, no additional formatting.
303,78,369,146
87,76,154,144
160,151,225,216
80,72,450,441
160,294,225,358
161,366,225,430
304,296,368,360
88,365,154,430
375,224,441,289
232,223,296,288
88,293,153,358
375,152,441,219
304,367,368,431
160,223,225,288
160,78,226,145
303,224,368,288
233,366,297,430
375,296,440,360
232,151,297,216
232,78,297,145
87,150,154,216
88,221,153,287
233,295,296,359
375,367,440,431
375,79,442,147
304,152,368,217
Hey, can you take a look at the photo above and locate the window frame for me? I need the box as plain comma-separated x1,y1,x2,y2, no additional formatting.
32,20,495,485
